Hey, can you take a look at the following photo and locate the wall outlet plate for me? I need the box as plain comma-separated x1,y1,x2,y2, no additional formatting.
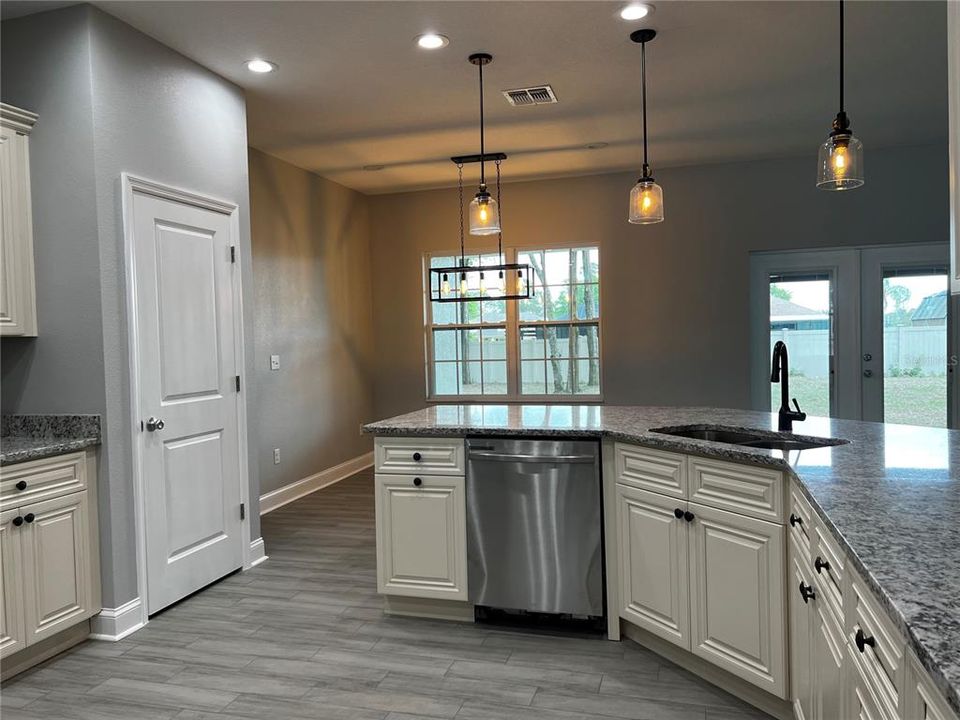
273,448,281,464
270,354,280,370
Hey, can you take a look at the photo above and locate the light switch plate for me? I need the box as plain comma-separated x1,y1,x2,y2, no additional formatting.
273,448,281,464
270,355,280,371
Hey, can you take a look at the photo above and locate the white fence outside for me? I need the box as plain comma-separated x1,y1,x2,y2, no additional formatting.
770,325,947,378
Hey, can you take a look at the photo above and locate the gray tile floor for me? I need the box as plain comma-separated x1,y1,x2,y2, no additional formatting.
1,469,773,719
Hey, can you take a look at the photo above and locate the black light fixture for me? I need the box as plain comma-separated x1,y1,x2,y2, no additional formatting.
817,0,864,190
628,29,664,224
466,53,501,235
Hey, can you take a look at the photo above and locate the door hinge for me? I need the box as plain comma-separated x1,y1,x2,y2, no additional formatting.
230,246,236,263
240,502,246,520
235,375,241,392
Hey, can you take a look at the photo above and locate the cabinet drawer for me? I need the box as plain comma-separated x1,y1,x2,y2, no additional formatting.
812,525,845,621
375,437,464,476
788,483,814,558
850,644,898,720
688,456,784,522
615,444,686,498
0,452,87,511
849,576,904,718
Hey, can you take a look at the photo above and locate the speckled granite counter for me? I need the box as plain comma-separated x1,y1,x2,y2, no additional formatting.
364,404,960,714
1,414,101,465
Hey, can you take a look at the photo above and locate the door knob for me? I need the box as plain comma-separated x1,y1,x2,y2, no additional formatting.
683,510,695,522
863,353,872,361
815,556,830,574
789,513,803,527
146,417,165,432
799,581,816,603
15,480,27,491
412,452,422,462
23,513,34,523
673,508,684,519
12,516,23,527
855,628,876,653
413,477,422,487
863,369,873,378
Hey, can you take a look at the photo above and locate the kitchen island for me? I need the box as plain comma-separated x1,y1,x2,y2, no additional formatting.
364,404,960,720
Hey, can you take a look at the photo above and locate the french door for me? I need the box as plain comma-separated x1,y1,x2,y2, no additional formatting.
751,244,956,428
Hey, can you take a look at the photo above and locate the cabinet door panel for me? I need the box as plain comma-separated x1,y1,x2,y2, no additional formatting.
812,602,845,720
21,492,92,643
0,115,37,337
616,483,689,647
688,501,786,698
0,508,26,658
375,474,466,600
789,549,813,720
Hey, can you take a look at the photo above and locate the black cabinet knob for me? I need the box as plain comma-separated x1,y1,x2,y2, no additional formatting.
413,477,422,487
799,581,816,603
789,513,803,527
15,480,27,491
12,516,23,527
412,452,422,462
683,510,695,522
673,508,684,519
815,556,830,574
23,513,34,523
855,629,876,653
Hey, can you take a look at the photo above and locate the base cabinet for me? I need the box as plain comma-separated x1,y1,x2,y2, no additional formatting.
0,451,100,666
375,473,467,601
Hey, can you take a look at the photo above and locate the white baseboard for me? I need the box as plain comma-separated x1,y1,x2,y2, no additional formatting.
259,451,373,515
248,537,268,567
89,597,145,641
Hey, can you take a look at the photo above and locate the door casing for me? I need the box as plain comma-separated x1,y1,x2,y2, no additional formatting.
121,173,252,630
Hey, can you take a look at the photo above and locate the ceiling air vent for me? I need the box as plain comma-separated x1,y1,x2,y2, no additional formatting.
502,85,558,107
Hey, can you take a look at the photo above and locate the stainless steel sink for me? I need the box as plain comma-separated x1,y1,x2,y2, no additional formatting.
650,425,848,451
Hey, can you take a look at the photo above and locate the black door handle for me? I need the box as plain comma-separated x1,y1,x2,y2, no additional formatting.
413,477,422,487
15,480,27,491
23,513,35,523
815,556,830,574
799,581,816,603
789,513,803,527
12,516,23,527
673,508,684,519
855,629,876,653
683,510,695,522
412,452,422,462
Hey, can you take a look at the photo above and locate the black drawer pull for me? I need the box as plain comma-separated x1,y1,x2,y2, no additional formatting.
855,628,876,653
815,556,830,574
15,480,27,491
799,581,816,603
12,516,23,527
24,513,35,523
413,477,422,487
412,452,422,462
673,508,684,519
683,510,695,522
789,513,803,527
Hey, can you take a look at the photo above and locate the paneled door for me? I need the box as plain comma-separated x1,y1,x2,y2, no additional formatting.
0,508,25,657
616,483,690,647
131,190,243,614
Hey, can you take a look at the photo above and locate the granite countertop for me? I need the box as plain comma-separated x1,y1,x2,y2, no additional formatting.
1,414,102,465
364,404,960,714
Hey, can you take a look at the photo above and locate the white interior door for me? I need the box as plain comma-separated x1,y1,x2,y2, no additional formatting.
131,190,243,614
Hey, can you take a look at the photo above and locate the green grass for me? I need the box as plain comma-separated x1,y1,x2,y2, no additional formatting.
773,375,947,428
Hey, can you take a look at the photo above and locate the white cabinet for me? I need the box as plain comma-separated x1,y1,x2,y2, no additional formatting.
615,483,689,645
0,103,38,336
811,600,845,720
789,551,814,720
688,501,786,698
0,451,100,666
904,651,960,720
375,473,467,601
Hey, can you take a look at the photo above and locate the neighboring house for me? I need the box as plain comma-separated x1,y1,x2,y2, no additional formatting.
911,290,948,327
770,296,829,331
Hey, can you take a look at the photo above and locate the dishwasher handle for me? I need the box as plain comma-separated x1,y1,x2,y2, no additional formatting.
468,450,596,464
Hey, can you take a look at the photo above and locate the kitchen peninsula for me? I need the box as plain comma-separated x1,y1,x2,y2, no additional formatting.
364,404,960,720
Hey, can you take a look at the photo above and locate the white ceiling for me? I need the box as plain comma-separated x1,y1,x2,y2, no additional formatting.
89,1,948,194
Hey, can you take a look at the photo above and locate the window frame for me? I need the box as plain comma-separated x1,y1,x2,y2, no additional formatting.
423,243,604,403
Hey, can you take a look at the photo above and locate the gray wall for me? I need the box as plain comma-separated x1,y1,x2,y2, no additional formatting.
1,5,260,607
369,144,950,419
249,149,374,496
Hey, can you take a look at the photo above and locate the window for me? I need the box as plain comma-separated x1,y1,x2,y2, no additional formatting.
426,246,601,399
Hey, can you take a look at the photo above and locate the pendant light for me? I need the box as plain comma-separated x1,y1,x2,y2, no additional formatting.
817,0,864,190
628,29,664,224
467,53,501,235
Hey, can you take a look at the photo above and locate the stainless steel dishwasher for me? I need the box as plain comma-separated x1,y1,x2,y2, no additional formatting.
466,437,604,618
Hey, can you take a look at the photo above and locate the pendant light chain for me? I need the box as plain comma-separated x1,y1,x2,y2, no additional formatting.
478,59,486,187
457,162,465,266
641,39,649,178
495,159,503,263
839,0,845,114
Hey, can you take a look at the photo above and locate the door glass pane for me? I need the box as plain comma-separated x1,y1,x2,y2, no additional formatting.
881,271,948,428
769,276,833,417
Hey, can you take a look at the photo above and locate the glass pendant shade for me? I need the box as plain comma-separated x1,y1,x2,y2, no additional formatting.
817,132,864,190
628,179,664,224
469,192,500,235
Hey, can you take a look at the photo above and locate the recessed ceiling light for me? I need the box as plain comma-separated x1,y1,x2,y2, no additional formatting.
619,3,654,21
416,33,449,50
246,59,277,73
